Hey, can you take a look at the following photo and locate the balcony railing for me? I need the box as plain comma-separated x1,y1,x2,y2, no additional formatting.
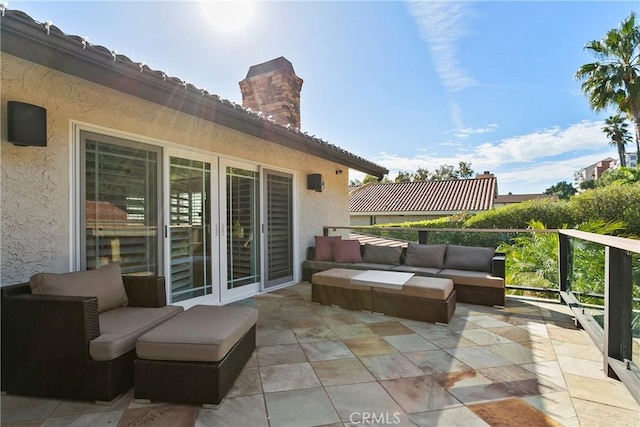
322,225,640,403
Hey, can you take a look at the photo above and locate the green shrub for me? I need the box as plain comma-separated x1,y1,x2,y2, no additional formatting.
568,183,640,236
464,199,574,229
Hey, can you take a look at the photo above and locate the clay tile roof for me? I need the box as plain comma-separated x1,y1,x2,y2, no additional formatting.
349,177,497,213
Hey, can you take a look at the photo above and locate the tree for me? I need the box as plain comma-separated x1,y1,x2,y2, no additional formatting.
575,12,640,157
544,181,577,200
596,166,640,187
395,171,413,183
602,114,632,166
413,167,430,182
457,161,474,178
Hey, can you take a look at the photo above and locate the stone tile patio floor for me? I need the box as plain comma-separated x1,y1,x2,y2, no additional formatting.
2,282,639,426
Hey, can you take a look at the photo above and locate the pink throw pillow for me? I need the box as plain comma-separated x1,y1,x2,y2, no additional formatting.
314,236,341,261
332,240,363,263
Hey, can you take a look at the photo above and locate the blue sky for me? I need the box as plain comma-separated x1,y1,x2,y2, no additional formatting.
9,1,638,194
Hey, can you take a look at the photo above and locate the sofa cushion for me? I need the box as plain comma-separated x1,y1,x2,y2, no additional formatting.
332,240,363,263
444,245,494,273
30,263,129,313
303,259,348,271
314,236,341,261
437,269,504,289
391,264,441,277
136,305,258,362
351,263,395,271
404,243,446,269
362,244,402,265
90,305,184,361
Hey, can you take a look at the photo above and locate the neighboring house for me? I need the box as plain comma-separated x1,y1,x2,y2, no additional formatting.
614,151,639,169
0,9,387,306
349,173,497,225
574,157,616,188
493,193,558,208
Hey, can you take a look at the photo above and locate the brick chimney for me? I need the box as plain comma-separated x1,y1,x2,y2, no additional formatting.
239,57,303,129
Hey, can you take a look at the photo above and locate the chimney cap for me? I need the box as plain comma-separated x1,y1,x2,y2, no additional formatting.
245,56,296,79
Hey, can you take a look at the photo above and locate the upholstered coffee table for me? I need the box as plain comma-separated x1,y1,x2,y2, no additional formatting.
134,304,258,408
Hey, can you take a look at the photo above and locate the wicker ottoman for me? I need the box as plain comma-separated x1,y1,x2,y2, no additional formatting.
134,304,258,408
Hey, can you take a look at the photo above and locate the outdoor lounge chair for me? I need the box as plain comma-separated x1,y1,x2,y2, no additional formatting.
1,265,182,403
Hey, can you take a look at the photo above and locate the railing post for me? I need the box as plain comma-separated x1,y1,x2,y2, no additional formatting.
558,232,569,293
604,246,633,378
418,230,428,244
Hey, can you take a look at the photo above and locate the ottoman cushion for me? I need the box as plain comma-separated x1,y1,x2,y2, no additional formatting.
136,305,258,362
373,276,453,300
312,268,370,291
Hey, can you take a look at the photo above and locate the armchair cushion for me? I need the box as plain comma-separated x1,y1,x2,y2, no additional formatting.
29,263,128,313
90,305,183,361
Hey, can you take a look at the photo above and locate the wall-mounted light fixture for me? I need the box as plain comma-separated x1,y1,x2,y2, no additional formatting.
307,173,324,192
7,101,47,147
335,168,343,175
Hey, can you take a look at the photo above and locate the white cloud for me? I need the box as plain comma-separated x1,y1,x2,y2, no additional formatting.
408,1,476,93
449,100,464,129
454,123,499,139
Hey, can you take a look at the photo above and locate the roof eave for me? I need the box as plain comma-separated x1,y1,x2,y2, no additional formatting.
0,11,388,179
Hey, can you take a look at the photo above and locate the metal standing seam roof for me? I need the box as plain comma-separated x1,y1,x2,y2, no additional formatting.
349,178,497,213
0,8,388,179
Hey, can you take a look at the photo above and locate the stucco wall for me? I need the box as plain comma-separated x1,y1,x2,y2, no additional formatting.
1,54,350,284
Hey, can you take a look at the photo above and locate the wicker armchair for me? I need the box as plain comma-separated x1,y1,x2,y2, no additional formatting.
1,276,169,403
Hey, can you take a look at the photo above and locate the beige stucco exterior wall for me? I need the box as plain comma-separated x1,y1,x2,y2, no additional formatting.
1,53,350,284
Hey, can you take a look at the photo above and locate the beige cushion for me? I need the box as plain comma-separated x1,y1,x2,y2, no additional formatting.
438,269,505,289
136,305,258,362
312,268,371,291
373,276,453,300
362,244,402,265
444,245,494,273
404,243,446,269
90,305,184,361
30,263,128,313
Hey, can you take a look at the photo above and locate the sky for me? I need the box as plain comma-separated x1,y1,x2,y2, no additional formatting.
7,0,639,194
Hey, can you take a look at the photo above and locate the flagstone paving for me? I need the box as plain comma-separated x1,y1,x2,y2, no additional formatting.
1,282,639,426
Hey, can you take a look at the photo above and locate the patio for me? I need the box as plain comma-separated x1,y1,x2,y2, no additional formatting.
1,282,638,427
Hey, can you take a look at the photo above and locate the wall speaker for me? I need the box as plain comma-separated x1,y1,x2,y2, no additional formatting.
307,173,323,192
7,101,47,147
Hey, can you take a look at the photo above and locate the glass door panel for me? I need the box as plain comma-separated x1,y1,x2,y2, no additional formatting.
221,161,261,301
82,133,160,276
167,153,216,304
264,170,294,289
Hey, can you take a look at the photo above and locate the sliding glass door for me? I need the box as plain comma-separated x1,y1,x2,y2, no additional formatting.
81,132,161,275
263,169,294,289
220,160,261,301
166,151,217,303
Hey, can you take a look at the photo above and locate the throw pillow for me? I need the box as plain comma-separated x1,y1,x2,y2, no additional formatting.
314,235,342,261
444,245,495,273
362,244,402,265
30,263,128,313
332,240,363,263
404,243,446,269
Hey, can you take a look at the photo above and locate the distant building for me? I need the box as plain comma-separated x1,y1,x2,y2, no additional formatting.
349,173,497,225
574,157,616,188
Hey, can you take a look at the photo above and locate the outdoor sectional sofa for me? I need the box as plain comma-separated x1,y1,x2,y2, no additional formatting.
302,238,506,307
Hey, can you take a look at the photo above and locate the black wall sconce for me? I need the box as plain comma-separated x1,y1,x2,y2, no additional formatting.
307,173,324,192
7,101,47,147
336,168,343,175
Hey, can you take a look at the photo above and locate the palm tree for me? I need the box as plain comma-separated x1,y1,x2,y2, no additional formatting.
575,12,640,157
603,114,632,166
